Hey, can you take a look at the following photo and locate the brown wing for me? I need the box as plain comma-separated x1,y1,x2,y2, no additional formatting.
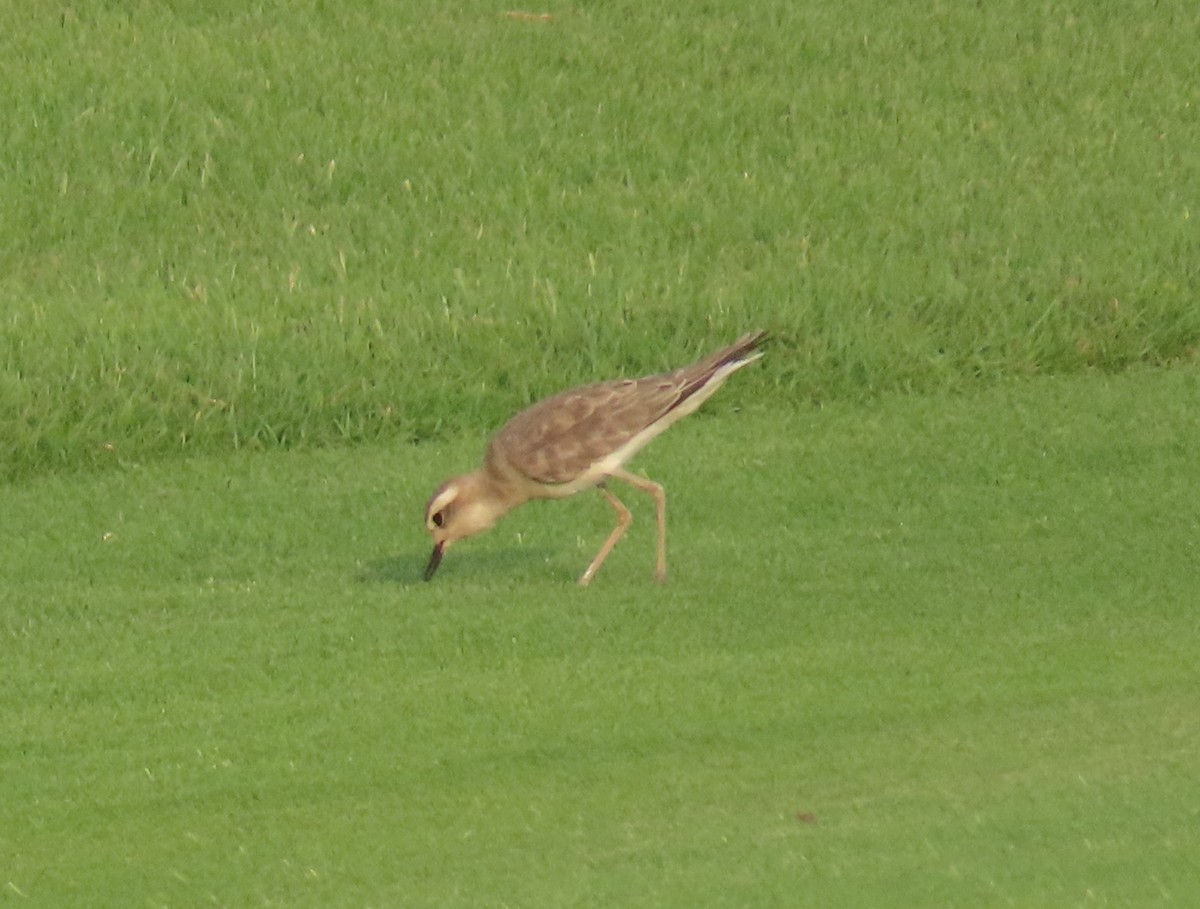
486,331,766,485
488,374,685,484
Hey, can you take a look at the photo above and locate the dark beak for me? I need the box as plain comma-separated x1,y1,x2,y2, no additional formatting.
424,542,444,581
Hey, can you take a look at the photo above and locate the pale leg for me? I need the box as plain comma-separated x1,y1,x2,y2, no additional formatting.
578,484,632,586
610,468,667,583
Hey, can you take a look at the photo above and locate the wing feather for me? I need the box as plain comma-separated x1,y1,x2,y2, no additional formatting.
486,331,766,485
489,375,684,484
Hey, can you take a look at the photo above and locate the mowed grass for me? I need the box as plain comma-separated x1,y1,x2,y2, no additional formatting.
2,1,1199,479
3,367,1198,907
3,1,1199,904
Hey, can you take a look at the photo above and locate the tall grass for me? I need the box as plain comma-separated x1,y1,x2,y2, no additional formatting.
2,1,1198,479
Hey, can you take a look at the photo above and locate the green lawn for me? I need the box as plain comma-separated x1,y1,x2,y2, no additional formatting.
4,367,1197,907
3,1,1198,904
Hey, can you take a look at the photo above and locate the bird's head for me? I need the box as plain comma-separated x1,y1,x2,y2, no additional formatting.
422,472,508,580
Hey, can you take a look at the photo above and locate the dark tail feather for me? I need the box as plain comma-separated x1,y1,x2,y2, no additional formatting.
673,330,768,408
690,330,768,379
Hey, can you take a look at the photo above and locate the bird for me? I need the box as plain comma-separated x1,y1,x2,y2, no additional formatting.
422,330,767,585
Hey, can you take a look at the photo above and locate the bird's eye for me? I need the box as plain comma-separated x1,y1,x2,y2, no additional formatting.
432,511,445,528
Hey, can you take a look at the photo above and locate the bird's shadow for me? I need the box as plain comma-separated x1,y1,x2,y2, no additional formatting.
356,553,426,586
356,545,559,587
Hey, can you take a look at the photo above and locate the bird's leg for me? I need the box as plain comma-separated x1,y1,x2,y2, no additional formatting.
610,468,667,583
578,483,632,586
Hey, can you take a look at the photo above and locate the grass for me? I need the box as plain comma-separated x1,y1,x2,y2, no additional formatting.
2,1,1199,480
3,367,1198,907
3,2,1198,904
